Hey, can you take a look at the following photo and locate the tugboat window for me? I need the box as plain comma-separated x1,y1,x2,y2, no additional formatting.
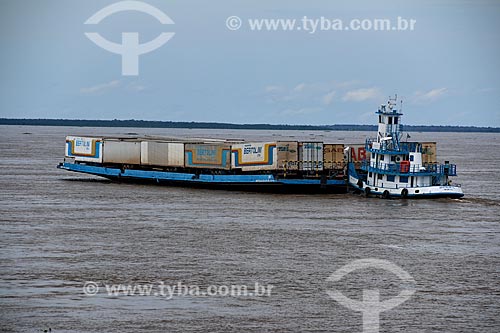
387,175,395,182
394,117,398,124
377,174,383,180
410,155,414,162
400,176,408,183
388,117,392,125
380,155,385,161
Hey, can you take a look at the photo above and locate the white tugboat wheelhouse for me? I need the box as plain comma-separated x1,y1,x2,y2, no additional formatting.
348,95,464,198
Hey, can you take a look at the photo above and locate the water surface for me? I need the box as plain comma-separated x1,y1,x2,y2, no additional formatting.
0,126,499,332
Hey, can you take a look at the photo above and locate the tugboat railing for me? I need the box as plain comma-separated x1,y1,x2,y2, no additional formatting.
361,160,457,176
365,138,411,154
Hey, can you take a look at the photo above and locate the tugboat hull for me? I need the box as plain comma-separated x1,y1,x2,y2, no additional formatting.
348,174,464,199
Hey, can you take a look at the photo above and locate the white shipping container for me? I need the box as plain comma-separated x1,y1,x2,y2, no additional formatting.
65,136,103,163
140,141,184,167
103,140,141,165
231,142,277,171
299,142,324,171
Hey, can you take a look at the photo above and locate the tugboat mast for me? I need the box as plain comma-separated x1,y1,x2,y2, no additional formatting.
375,95,403,152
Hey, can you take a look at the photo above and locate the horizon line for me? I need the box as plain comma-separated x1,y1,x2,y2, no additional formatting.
0,118,499,133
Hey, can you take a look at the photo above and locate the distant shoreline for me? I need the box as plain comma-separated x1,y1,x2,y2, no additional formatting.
1,118,499,133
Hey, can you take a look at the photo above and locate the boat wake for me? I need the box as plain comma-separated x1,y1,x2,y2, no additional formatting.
61,178,111,183
453,197,500,207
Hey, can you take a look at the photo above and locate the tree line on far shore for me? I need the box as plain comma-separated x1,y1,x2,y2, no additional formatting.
1,118,499,133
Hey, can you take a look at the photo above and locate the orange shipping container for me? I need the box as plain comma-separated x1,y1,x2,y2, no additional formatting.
421,142,437,164
323,144,345,169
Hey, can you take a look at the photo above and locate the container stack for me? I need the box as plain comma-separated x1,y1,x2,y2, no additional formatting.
64,136,387,173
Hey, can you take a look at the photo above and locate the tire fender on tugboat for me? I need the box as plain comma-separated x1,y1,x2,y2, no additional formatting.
364,187,371,197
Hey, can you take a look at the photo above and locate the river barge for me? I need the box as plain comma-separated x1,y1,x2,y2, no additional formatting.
57,137,348,193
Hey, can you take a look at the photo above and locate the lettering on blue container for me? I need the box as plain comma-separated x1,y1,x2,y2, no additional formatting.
243,146,263,154
75,139,91,148
197,148,217,157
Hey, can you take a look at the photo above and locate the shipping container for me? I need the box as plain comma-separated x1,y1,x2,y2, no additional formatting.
276,141,299,170
103,139,141,165
185,143,231,169
65,136,103,163
323,143,345,169
299,142,324,171
346,144,368,162
421,142,437,164
231,142,277,171
140,141,184,167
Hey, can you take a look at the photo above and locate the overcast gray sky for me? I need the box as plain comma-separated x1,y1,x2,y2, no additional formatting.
1,0,499,126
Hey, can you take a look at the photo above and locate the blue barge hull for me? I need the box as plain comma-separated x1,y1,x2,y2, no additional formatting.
57,162,348,194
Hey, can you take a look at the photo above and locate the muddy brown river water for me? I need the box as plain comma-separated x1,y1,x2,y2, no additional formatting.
1,126,499,332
